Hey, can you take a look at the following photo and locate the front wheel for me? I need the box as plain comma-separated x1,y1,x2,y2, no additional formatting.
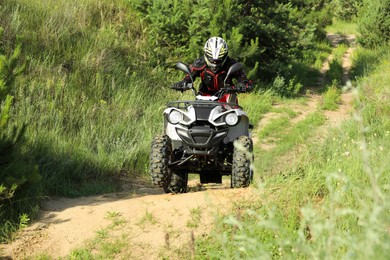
149,135,172,193
231,136,253,188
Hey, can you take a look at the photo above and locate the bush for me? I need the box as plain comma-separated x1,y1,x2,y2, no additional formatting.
333,0,360,21
358,0,390,48
131,0,333,86
0,30,41,242
271,75,303,97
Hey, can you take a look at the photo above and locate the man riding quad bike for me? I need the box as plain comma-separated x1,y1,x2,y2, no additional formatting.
149,37,254,193
172,37,253,102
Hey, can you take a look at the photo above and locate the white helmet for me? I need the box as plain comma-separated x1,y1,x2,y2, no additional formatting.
204,37,228,73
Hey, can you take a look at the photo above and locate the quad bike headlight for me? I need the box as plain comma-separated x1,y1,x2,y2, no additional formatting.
225,112,239,126
168,110,183,124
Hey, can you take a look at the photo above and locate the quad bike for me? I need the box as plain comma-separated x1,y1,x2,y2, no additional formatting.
149,62,254,193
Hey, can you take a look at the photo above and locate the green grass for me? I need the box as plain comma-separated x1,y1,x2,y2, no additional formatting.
255,110,326,177
322,83,341,110
311,41,333,72
195,44,390,259
325,18,359,35
187,207,202,228
258,116,290,140
326,43,348,86
320,40,350,111
239,90,276,125
137,210,158,229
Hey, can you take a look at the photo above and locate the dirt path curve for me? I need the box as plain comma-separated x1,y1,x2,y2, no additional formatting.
254,34,356,151
2,180,258,259
1,34,356,260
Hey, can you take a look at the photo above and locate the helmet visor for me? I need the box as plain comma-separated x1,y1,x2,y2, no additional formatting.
208,58,223,65
205,55,225,72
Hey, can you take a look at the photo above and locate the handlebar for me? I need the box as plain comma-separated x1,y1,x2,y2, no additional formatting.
214,86,240,99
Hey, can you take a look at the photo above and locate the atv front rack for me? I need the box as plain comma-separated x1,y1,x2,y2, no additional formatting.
167,100,242,110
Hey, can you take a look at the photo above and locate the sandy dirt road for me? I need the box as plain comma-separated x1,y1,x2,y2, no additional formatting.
1,180,259,259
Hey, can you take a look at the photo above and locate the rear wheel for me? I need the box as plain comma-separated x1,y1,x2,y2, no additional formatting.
168,171,188,193
149,135,172,193
231,136,253,188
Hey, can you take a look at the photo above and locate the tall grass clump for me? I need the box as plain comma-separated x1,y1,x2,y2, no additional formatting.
195,45,390,259
254,110,326,177
322,81,341,110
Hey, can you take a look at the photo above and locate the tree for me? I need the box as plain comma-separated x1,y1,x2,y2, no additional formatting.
358,0,390,48
333,0,361,21
0,27,41,242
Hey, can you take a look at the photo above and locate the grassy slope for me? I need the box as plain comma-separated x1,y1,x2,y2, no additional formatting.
2,1,162,195
194,44,390,260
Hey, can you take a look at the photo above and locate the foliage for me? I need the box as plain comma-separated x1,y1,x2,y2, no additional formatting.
357,0,390,48
325,18,359,36
0,29,41,242
271,76,303,97
333,0,361,21
131,0,333,85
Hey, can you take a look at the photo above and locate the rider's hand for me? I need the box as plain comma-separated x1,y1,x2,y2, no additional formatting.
171,81,191,92
236,82,247,93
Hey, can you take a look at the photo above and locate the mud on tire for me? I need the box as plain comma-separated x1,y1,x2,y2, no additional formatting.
231,136,253,188
149,135,172,193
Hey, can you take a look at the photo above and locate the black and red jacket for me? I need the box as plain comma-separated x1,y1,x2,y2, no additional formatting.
182,56,253,95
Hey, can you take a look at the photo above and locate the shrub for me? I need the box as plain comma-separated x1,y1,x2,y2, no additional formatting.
358,0,390,48
131,0,333,87
0,31,41,242
271,75,303,97
333,0,361,21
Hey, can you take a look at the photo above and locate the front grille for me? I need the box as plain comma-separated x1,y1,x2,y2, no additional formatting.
193,136,209,144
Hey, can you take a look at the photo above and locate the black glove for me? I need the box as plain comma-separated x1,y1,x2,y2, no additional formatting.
171,81,191,91
236,82,247,93
236,82,253,93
